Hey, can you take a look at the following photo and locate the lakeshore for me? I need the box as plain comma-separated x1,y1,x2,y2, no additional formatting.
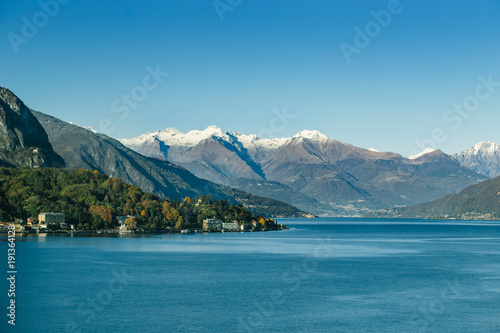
0,217,289,236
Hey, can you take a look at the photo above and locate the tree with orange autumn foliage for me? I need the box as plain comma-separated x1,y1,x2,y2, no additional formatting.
89,205,112,224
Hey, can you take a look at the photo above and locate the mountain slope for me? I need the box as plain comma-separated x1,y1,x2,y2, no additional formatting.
0,87,64,168
366,176,500,220
229,178,336,216
454,141,500,178
31,111,306,217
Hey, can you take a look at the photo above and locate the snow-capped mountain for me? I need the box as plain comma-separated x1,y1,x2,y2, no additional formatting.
408,147,435,160
230,132,289,151
293,129,329,141
121,127,340,156
121,126,228,151
454,141,500,178
119,127,487,216
121,126,287,156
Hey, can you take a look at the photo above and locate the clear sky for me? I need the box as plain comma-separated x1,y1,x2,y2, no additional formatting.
1,0,499,156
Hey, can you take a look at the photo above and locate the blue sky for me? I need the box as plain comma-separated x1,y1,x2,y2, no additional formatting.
1,0,499,156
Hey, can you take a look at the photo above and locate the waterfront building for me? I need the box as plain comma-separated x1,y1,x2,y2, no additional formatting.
223,222,238,231
117,215,133,225
203,218,223,231
38,213,65,226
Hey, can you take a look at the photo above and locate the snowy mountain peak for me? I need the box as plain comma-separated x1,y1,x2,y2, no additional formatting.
293,130,329,141
368,147,380,152
181,126,228,143
120,126,229,148
408,147,435,160
200,125,225,136
470,141,500,154
230,132,289,150
163,127,183,135
454,141,500,178
164,126,228,146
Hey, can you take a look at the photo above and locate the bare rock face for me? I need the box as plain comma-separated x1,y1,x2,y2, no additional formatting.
0,87,64,168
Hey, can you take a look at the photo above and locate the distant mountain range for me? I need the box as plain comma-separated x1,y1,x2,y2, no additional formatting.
120,127,491,216
366,175,500,220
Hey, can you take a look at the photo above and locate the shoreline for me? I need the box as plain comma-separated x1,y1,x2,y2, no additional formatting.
0,226,289,237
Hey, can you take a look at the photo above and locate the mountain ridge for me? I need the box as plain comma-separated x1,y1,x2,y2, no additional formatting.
120,126,489,216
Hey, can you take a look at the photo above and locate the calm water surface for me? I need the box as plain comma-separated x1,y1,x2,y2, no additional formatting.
2,218,500,332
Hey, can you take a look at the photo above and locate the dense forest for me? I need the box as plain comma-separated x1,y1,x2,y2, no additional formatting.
0,167,265,230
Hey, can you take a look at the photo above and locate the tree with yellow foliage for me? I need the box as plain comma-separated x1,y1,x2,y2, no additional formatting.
162,202,173,219
125,217,137,230
175,216,183,230
258,216,266,226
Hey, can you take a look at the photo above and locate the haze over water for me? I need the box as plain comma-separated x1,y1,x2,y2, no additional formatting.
3,218,500,332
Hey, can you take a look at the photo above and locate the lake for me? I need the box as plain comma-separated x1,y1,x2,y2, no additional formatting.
2,218,500,332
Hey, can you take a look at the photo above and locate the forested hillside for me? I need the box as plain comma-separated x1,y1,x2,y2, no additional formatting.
0,167,263,230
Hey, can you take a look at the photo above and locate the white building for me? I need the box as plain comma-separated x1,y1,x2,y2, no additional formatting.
116,215,133,226
223,222,238,232
115,216,133,233
203,218,223,231
38,213,65,226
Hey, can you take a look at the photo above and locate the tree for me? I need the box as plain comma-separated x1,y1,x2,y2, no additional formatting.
125,217,137,230
89,205,113,224
127,186,141,202
171,209,180,221
258,216,266,226
92,215,104,229
175,216,183,230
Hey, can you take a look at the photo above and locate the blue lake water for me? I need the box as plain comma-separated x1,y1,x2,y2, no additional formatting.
2,218,500,332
